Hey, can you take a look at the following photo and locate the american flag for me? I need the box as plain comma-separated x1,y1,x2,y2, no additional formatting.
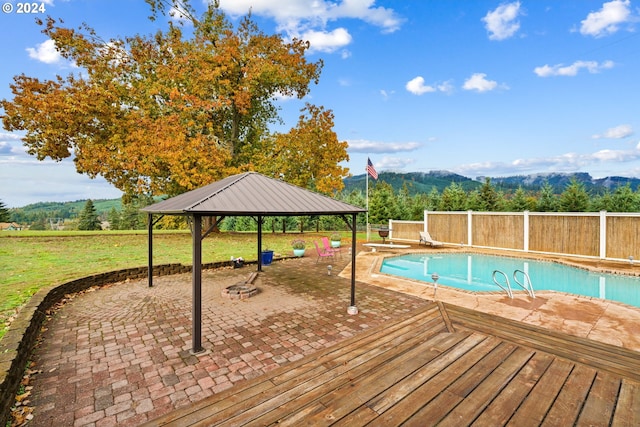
366,158,378,180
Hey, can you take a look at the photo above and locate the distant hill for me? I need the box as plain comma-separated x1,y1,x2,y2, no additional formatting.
345,171,640,196
482,172,640,194
344,171,482,195
9,199,122,224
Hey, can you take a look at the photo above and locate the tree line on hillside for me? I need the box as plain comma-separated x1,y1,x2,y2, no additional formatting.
3,176,638,231
364,177,640,224
5,198,150,230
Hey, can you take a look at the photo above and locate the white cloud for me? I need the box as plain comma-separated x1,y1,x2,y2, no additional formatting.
592,124,634,139
217,0,403,54
348,139,422,153
376,156,415,170
406,76,436,95
482,1,522,41
220,0,403,32
302,27,352,53
534,60,614,77
26,39,62,64
453,144,640,177
462,73,503,92
405,76,453,95
591,148,629,161
580,0,632,37
328,0,403,33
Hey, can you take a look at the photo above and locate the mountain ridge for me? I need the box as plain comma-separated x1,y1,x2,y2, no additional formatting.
344,171,640,195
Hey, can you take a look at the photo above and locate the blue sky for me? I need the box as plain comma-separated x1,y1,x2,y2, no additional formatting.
1,0,639,207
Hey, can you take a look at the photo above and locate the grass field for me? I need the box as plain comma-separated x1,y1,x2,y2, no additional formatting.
0,230,362,340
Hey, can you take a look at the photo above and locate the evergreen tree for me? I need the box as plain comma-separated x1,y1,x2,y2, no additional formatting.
0,200,10,222
476,177,500,211
589,190,613,212
77,200,102,230
536,181,559,212
439,182,467,211
508,186,535,211
369,181,398,224
466,190,481,211
339,189,367,227
410,193,430,220
427,187,441,211
611,184,638,212
107,207,121,230
120,202,143,230
559,178,590,212
395,183,412,220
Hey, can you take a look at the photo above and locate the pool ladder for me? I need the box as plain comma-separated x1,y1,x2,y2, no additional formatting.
492,269,535,299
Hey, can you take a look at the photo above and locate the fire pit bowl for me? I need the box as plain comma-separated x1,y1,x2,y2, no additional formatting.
221,283,258,300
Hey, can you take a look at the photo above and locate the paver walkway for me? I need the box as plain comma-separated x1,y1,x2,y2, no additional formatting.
27,254,428,426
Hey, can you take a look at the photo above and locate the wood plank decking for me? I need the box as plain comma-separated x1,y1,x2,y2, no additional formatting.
144,302,640,426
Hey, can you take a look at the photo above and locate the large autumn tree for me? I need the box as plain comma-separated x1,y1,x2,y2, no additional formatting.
1,0,349,198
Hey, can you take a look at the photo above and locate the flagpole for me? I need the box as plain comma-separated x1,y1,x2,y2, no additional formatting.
366,164,370,241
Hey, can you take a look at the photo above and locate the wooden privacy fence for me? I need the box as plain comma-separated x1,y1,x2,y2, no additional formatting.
388,211,640,262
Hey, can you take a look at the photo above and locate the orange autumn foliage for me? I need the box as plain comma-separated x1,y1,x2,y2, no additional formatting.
0,2,350,198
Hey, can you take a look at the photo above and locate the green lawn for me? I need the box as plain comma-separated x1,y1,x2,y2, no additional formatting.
0,230,360,340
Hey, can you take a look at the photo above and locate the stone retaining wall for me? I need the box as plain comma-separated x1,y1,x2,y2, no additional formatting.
0,259,252,424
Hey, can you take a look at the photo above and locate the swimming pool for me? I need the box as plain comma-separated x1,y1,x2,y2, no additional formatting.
380,253,640,308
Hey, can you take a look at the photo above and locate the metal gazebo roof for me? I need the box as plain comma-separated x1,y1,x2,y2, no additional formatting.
142,171,366,216
142,172,366,353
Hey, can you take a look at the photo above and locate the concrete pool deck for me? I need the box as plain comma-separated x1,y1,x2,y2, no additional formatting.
347,247,640,352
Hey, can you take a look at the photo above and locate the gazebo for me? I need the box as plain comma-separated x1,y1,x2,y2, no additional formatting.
142,172,367,353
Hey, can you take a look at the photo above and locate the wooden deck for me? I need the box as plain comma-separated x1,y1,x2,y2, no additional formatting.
144,302,640,426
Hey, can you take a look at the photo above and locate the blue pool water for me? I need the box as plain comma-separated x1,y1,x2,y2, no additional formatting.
380,253,640,308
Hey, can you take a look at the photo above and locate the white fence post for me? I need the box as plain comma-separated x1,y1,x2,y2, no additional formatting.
600,211,607,259
424,210,429,233
524,210,529,252
467,210,473,246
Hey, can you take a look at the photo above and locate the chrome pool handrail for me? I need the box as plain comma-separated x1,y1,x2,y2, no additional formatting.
492,270,513,298
513,269,535,299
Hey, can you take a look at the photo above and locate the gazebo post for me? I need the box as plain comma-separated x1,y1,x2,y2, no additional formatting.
348,212,358,315
257,215,263,272
191,214,204,353
147,213,153,288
